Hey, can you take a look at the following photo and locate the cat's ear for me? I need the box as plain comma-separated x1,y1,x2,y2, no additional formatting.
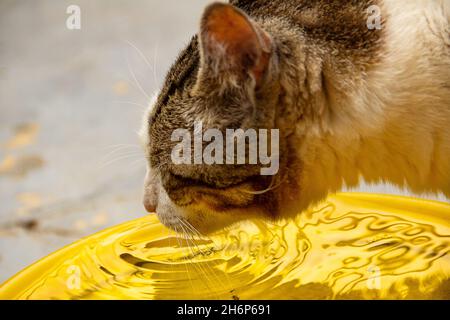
199,2,273,85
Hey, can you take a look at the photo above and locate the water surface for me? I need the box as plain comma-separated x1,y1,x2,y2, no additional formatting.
1,193,449,299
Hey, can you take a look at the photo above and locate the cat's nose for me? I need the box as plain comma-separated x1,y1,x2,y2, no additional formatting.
143,197,156,213
143,168,160,213
143,182,158,213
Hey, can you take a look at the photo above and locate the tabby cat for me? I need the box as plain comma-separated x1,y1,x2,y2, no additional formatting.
140,0,450,233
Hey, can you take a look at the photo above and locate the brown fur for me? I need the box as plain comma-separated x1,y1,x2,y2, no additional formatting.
142,0,450,234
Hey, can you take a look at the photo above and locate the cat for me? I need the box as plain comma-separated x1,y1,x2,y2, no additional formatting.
140,0,450,234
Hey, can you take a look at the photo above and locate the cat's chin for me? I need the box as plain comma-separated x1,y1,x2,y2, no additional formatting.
156,211,240,235
155,199,267,235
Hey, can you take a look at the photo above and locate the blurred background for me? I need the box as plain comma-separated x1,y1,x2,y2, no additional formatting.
0,0,212,282
0,0,447,283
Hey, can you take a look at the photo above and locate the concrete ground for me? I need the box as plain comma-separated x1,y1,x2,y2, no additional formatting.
0,0,447,284
0,0,212,283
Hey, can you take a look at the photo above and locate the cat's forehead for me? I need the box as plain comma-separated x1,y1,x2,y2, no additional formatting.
150,36,200,125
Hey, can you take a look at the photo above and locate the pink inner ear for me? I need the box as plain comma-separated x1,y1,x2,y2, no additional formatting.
201,3,263,69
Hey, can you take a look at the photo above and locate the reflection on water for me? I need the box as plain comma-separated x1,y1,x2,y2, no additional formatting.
1,193,449,299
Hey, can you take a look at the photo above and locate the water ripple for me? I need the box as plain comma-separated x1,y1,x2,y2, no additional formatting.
1,193,449,299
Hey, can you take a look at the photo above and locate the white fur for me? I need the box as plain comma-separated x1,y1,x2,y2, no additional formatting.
297,0,450,207
139,91,159,153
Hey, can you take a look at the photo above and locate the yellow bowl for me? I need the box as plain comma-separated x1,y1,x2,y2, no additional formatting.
1,193,449,299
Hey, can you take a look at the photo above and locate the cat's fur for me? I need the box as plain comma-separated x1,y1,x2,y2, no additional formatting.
140,0,450,234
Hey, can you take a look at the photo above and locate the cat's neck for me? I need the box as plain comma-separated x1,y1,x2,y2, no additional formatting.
265,14,450,204
264,18,379,135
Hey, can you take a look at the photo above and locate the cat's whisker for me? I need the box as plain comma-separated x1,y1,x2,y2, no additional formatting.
124,39,160,89
99,153,143,169
177,220,221,298
111,100,147,110
99,149,143,164
178,219,228,293
128,158,146,169
179,227,209,283
166,227,181,296
152,43,159,86
102,143,140,150
177,225,217,299
176,217,238,291
180,219,215,244
173,225,196,294
126,55,151,101
241,174,287,195
101,146,142,162
179,220,223,262
104,148,142,156
187,234,228,288
124,40,154,73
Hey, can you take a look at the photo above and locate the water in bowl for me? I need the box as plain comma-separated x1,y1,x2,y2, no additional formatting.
0,193,449,299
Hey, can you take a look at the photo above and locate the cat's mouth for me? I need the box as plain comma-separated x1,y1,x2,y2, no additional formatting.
145,168,279,234
155,181,270,235
160,171,274,212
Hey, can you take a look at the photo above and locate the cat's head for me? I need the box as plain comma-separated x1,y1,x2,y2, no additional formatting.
141,3,300,234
